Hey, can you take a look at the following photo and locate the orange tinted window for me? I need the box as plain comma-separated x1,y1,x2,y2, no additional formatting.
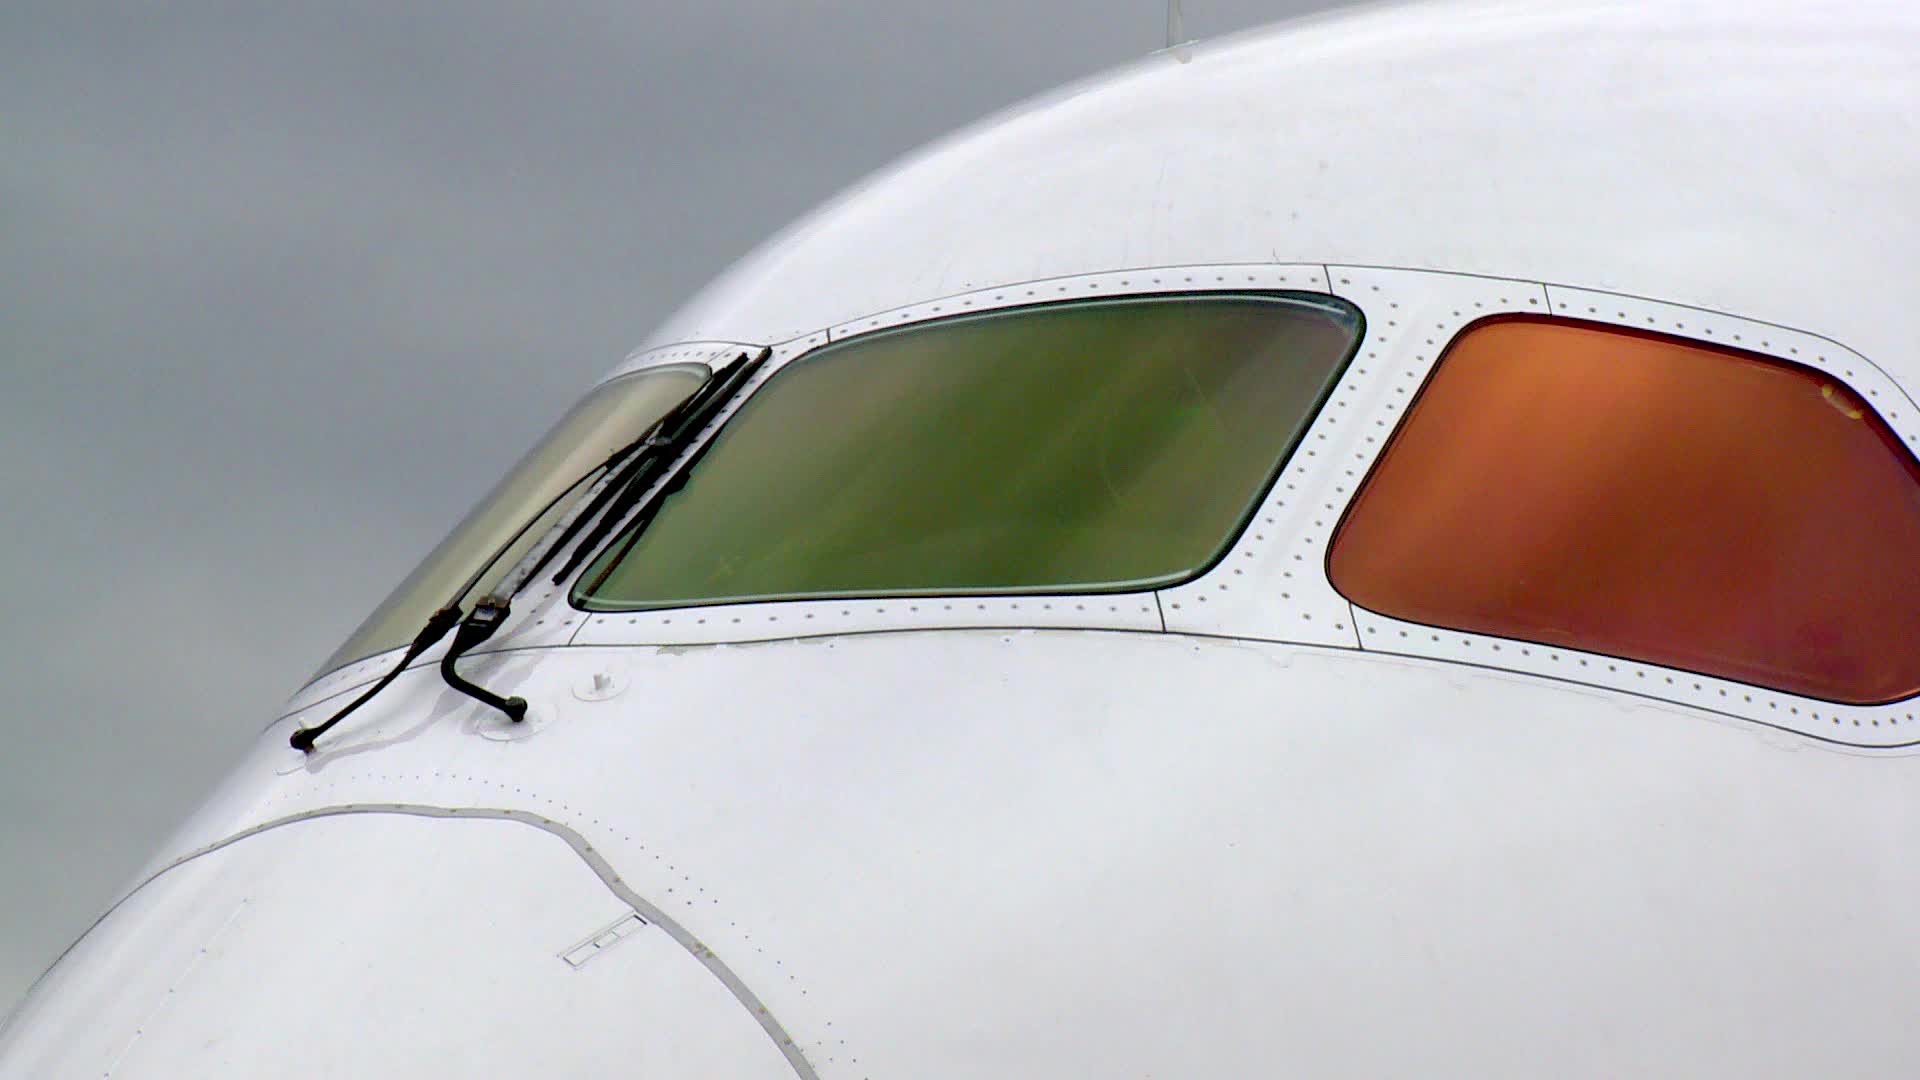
1328,318,1920,705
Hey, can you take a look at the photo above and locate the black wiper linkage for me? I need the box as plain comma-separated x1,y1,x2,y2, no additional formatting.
436,595,527,722
289,346,769,752
288,603,462,753
435,346,771,721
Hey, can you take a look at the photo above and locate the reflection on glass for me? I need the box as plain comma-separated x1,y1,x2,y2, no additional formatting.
577,295,1361,610
1329,317,1920,705
317,363,708,677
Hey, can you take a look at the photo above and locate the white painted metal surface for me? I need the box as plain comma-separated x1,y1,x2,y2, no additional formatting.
19,638,1920,1077
647,0,1920,390
1,812,797,1077
8,1,1920,1075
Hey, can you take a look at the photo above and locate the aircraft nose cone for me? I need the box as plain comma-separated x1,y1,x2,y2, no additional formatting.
0,811,798,1078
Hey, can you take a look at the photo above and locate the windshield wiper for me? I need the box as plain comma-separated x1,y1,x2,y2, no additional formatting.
545,345,770,587
432,346,770,722
288,603,462,753
435,594,527,721
289,347,769,752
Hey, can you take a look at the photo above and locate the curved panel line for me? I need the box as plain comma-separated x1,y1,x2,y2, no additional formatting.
49,804,820,1080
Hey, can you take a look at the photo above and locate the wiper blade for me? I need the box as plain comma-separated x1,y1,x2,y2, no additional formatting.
288,347,768,752
435,346,770,723
546,346,770,588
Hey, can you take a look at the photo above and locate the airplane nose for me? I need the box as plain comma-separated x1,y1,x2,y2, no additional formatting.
0,810,798,1078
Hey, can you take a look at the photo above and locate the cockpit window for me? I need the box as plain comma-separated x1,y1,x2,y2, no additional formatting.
1328,317,1920,705
573,294,1361,611
318,363,709,677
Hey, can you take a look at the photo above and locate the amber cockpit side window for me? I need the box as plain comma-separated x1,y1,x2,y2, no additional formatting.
1328,318,1920,705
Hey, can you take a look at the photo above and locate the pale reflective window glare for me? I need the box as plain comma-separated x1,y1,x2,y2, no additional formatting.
576,295,1362,610
317,363,709,678
1329,317,1920,705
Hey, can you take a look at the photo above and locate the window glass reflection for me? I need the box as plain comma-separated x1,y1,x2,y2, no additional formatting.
1329,318,1920,705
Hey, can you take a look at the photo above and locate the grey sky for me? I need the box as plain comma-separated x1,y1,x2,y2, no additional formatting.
0,1,1344,1008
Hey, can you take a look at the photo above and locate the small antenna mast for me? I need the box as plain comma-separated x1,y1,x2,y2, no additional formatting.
1166,0,1184,49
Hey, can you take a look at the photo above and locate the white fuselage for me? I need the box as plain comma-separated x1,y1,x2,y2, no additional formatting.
5,2,1918,1076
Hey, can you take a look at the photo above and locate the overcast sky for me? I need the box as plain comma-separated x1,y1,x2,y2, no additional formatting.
0,0,1352,1011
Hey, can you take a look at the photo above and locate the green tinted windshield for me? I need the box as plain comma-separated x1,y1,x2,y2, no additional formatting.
574,295,1360,611
319,363,709,676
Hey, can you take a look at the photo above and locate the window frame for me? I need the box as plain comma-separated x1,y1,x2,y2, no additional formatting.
563,264,1354,652
286,264,1920,750
1316,268,1920,747
569,289,1366,616
1326,311,1920,707
286,342,747,712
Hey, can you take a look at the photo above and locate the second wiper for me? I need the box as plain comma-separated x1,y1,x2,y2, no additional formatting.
542,346,771,588
289,347,767,751
436,345,772,723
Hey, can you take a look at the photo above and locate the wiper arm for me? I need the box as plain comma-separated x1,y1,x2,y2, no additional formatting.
289,604,462,753
288,346,768,752
287,472,578,752
435,346,769,723
436,595,527,722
